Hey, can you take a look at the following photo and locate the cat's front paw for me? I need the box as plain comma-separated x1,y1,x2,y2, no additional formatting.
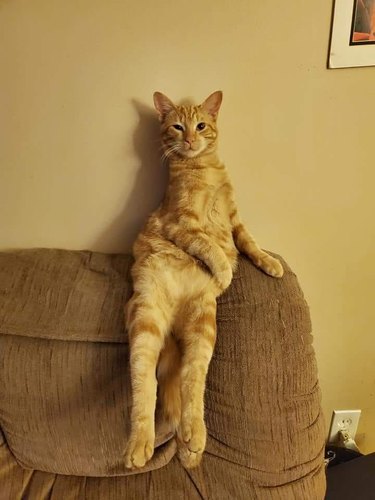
214,266,233,290
258,254,284,278
177,416,207,469
124,426,155,469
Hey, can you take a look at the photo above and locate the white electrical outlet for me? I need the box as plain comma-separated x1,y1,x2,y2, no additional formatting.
328,409,361,443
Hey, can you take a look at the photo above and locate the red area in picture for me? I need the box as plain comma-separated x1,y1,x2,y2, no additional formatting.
351,0,375,43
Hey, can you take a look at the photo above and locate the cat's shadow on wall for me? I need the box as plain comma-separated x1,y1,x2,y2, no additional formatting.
92,99,168,254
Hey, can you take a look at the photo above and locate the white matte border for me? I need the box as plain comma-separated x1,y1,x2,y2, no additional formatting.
329,0,375,68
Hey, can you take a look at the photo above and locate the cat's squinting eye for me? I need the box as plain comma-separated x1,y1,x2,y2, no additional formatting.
196,122,206,131
173,124,184,131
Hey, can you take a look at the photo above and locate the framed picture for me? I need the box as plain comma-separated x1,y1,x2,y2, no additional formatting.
329,0,375,68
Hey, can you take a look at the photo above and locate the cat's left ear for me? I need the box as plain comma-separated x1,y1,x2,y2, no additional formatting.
201,91,223,119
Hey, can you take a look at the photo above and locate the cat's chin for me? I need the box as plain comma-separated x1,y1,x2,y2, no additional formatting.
182,151,200,159
179,148,205,159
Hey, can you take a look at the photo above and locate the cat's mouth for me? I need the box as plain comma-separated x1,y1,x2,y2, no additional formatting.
163,142,204,160
181,149,201,158
181,143,203,158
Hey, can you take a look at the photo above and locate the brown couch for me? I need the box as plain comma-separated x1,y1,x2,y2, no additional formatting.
0,249,326,499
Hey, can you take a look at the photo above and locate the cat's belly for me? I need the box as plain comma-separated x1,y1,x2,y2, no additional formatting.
132,222,238,300
133,246,233,302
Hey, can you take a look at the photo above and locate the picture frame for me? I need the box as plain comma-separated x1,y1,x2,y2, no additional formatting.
329,0,375,68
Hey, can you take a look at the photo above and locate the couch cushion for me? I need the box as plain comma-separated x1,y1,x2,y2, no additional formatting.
0,333,175,476
0,249,132,343
0,249,176,476
0,436,327,500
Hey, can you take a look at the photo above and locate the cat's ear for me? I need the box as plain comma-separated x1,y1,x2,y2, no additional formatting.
153,92,176,119
201,91,223,119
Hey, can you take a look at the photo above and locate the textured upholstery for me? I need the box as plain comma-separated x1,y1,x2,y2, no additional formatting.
0,249,326,499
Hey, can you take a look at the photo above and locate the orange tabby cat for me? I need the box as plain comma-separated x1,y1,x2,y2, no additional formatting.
124,91,283,470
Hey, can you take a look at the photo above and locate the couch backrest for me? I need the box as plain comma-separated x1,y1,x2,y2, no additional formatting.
0,249,326,496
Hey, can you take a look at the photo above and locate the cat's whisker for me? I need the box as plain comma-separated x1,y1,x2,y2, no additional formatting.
161,144,181,164
161,147,172,162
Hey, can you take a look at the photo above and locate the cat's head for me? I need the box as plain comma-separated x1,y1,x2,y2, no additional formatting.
153,91,222,160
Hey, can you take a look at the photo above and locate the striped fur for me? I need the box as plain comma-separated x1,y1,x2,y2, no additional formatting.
124,91,283,470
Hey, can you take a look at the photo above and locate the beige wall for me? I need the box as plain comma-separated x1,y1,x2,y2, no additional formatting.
1,0,374,452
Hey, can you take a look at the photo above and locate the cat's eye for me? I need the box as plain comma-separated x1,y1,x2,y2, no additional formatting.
196,122,206,131
173,124,184,131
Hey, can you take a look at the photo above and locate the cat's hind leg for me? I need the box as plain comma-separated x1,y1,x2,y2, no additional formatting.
124,295,172,469
157,335,182,429
175,293,217,469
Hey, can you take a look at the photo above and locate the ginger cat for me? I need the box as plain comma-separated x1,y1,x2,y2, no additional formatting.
124,91,283,470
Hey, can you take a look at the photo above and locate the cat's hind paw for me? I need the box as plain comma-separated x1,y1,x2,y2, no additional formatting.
178,441,204,469
124,427,155,469
177,417,206,469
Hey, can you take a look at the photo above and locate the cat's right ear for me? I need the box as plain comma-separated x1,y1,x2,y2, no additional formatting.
153,92,176,120
201,91,223,119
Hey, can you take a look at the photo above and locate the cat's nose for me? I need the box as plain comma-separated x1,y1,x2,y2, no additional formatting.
184,138,194,147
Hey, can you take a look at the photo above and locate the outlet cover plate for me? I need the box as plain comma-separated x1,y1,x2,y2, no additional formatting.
328,409,361,443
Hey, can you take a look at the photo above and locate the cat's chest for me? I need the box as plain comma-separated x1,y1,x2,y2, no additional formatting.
203,182,231,228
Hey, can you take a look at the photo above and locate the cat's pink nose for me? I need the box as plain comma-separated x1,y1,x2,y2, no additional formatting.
184,138,195,150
